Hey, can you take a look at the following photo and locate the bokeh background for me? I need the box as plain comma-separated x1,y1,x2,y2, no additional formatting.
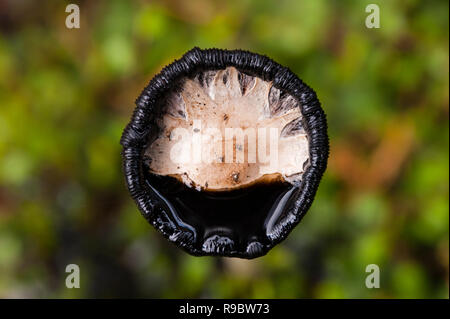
0,0,448,298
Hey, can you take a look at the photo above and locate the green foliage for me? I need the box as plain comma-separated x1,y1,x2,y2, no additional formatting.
0,0,448,298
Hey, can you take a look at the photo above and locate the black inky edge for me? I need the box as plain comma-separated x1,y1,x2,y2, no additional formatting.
120,47,329,259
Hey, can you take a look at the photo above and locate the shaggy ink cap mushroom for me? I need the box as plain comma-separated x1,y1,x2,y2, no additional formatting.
121,48,329,258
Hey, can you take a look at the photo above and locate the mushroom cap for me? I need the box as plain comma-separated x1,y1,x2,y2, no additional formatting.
121,48,329,258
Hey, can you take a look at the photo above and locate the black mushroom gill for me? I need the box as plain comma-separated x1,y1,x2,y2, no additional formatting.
120,48,329,258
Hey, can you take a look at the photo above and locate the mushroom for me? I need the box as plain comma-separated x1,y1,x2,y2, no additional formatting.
121,48,329,258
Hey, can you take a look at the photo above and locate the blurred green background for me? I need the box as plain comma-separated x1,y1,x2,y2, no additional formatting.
0,0,448,298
